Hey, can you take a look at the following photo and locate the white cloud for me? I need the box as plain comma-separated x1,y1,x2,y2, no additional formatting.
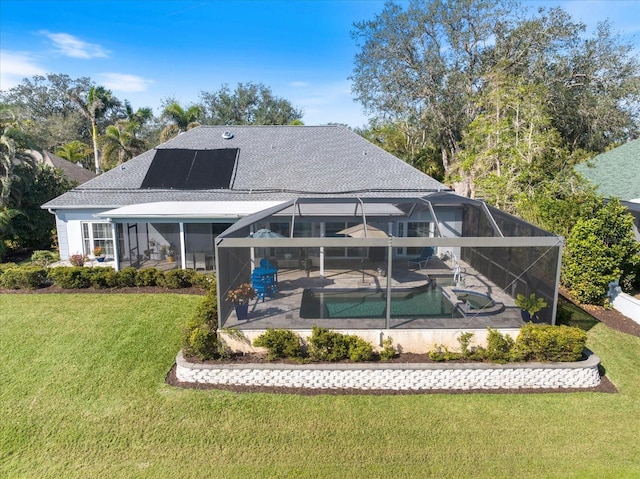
40,31,108,59
0,50,47,90
97,73,154,92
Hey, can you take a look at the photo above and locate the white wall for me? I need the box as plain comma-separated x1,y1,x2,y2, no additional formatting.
53,209,110,259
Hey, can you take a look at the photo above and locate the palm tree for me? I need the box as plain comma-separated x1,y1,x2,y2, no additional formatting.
123,100,153,130
67,86,119,174
55,140,93,167
0,107,37,207
98,124,146,170
160,101,203,142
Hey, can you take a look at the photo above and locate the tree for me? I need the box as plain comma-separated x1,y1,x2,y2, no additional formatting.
456,72,576,213
357,121,444,180
351,1,640,194
159,100,203,142
0,74,89,151
351,0,517,183
489,10,640,153
0,108,37,208
56,140,93,167
67,85,121,174
8,164,74,251
0,107,39,259
98,101,152,169
562,199,640,304
98,124,146,170
200,82,303,125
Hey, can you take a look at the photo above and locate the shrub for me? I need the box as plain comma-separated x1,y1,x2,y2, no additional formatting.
428,345,447,362
116,267,138,287
135,267,164,287
0,266,48,289
0,262,18,274
308,327,375,362
48,266,92,288
457,332,475,359
30,250,59,267
182,290,223,360
161,269,197,289
379,336,397,361
194,290,218,329
511,323,587,362
193,272,216,291
346,336,374,362
562,199,639,304
308,327,350,361
68,254,86,267
253,328,303,360
184,324,219,360
90,267,118,288
484,328,514,363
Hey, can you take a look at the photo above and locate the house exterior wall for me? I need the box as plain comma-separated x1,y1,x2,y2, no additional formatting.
52,209,110,260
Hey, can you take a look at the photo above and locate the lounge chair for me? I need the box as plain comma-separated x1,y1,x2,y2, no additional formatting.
407,247,435,269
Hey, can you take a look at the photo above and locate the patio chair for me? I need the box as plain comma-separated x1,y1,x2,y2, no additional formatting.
407,247,435,269
251,270,276,302
193,252,207,271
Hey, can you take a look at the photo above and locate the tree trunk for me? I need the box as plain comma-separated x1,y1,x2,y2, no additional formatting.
91,121,100,174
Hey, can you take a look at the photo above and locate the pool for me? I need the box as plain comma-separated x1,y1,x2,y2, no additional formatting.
300,283,462,319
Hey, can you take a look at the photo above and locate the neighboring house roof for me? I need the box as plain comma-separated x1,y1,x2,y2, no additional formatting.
575,139,640,201
27,150,96,185
43,125,449,209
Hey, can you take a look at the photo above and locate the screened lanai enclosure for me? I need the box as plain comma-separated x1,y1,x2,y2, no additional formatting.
214,194,563,349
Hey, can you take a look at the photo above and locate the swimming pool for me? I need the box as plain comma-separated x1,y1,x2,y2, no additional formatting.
299,283,462,319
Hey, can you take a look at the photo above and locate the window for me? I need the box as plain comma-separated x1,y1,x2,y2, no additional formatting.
397,221,431,256
325,221,365,258
83,222,115,257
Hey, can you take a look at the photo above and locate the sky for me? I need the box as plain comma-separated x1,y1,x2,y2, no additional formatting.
1,0,639,129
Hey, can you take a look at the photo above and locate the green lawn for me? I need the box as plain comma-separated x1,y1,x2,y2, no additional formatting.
1,294,639,478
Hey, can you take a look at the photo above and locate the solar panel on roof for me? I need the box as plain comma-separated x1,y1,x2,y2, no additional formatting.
141,148,238,189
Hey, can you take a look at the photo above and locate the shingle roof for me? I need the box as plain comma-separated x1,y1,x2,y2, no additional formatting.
27,150,96,185
575,139,640,201
44,125,449,209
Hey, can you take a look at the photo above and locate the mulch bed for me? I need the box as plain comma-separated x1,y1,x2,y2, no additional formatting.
560,289,640,338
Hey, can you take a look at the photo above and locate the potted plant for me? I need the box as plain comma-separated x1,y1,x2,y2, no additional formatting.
166,245,175,262
93,246,105,262
515,293,548,321
225,282,256,320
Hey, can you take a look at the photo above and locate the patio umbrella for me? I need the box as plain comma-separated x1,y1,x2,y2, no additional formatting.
250,228,286,238
337,224,388,238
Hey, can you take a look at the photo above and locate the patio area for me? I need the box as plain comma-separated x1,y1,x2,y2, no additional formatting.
224,255,525,332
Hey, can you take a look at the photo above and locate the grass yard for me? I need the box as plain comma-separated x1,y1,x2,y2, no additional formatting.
1,294,639,478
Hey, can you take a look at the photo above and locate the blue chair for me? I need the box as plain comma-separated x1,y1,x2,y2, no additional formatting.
407,247,435,269
252,269,277,302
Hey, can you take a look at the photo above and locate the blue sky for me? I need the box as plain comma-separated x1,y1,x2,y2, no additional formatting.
1,0,639,128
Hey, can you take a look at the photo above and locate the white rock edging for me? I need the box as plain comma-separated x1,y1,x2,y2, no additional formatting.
175,350,601,391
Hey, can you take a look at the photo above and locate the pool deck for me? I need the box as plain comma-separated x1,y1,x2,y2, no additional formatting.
224,256,525,331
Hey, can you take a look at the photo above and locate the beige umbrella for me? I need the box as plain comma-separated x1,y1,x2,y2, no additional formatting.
337,224,388,238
